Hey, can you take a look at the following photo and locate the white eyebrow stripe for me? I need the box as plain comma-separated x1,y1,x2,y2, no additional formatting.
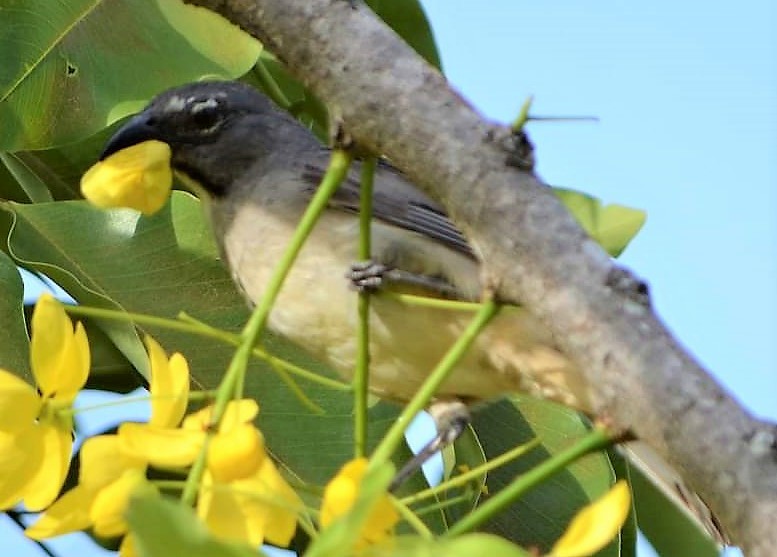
191,98,219,113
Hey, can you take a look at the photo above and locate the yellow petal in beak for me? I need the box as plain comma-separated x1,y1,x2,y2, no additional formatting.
81,140,173,215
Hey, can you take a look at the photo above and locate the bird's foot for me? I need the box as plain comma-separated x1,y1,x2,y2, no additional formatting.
348,260,392,292
348,260,462,297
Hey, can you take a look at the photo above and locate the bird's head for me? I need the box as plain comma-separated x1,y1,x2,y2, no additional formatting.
100,80,309,197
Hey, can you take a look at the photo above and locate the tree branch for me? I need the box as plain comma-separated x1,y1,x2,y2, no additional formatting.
187,0,777,552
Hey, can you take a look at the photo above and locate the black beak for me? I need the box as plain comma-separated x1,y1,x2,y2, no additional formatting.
100,112,161,160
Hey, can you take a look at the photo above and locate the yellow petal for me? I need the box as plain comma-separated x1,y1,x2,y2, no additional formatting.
91,469,156,538
208,424,265,483
119,533,137,557
64,321,91,400
0,431,41,510
25,485,95,539
250,458,300,547
198,472,259,544
182,399,259,433
550,480,632,557
30,294,89,402
23,423,73,511
320,458,398,547
0,370,40,433
81,140,173,216
320,458,366,526
80,435,146,489
145,336,189,428
119,422,203,468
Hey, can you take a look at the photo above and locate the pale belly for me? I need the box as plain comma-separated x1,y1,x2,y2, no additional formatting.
216,203,591,411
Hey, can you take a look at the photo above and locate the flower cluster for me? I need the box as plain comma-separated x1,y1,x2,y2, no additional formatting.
1,294,303,555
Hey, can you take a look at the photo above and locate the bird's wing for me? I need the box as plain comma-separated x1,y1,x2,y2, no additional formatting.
302,159,476,260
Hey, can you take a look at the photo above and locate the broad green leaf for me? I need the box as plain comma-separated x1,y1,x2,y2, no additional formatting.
366,0,442,70
440,424,488,526
606,449,638,557
0,0,260,150
362,534,531,557
80,320,145,394
0,152,54,203
629,463,720,557
0,250,30,379
0,121,128,203
471,396,618,555
128,495,264,557
554,188,646,257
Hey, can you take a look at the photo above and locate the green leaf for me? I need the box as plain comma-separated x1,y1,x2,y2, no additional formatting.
554,188,646,257
440,424,488,525
606,449,638,557
0,121,129,204
0,0,260,150
0,152,54,203
362,534,531,557
366,0,442,70
127,495,264,557
81,320,145,393
471,396,618,555
629,463,720,557
0,250,30,379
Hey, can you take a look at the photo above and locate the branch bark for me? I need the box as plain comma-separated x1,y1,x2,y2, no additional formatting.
187,0,777,552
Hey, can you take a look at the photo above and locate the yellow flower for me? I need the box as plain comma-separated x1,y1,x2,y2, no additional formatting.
320,458,399,549
118,336,259,469
120,392,259,469
198,423,301,547
81,140,173,215
0,293,89,511
550,480,632,557
26,336,180,541
25,434,154,540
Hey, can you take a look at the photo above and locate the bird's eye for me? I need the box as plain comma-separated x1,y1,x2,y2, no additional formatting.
190,100,223,131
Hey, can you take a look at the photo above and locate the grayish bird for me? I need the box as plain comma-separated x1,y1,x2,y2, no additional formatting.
100,80,724,544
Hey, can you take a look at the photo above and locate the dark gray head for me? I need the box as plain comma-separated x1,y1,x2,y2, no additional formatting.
101,80,315,196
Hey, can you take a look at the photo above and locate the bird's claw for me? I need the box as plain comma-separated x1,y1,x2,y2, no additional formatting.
347,260,392,292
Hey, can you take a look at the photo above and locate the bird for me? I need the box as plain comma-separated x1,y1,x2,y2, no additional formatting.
98,80,724,543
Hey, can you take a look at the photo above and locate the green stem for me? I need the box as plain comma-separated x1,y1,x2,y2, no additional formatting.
64,304,226,340
445,427,613,536
354,158,376,458
369,300,500,467
394,498,433,539
511,95,534,132
412,492,476,516
401,438,541,506
252,57,291,110
70,390,218,416
152,480,187,491
180,149,353,506
380,291,485,312
63,304,351,392
180,313,351,392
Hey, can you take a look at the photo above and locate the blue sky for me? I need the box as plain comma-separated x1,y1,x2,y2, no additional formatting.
4,2,774,556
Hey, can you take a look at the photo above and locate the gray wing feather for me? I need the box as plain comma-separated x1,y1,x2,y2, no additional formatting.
302,159,476,259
